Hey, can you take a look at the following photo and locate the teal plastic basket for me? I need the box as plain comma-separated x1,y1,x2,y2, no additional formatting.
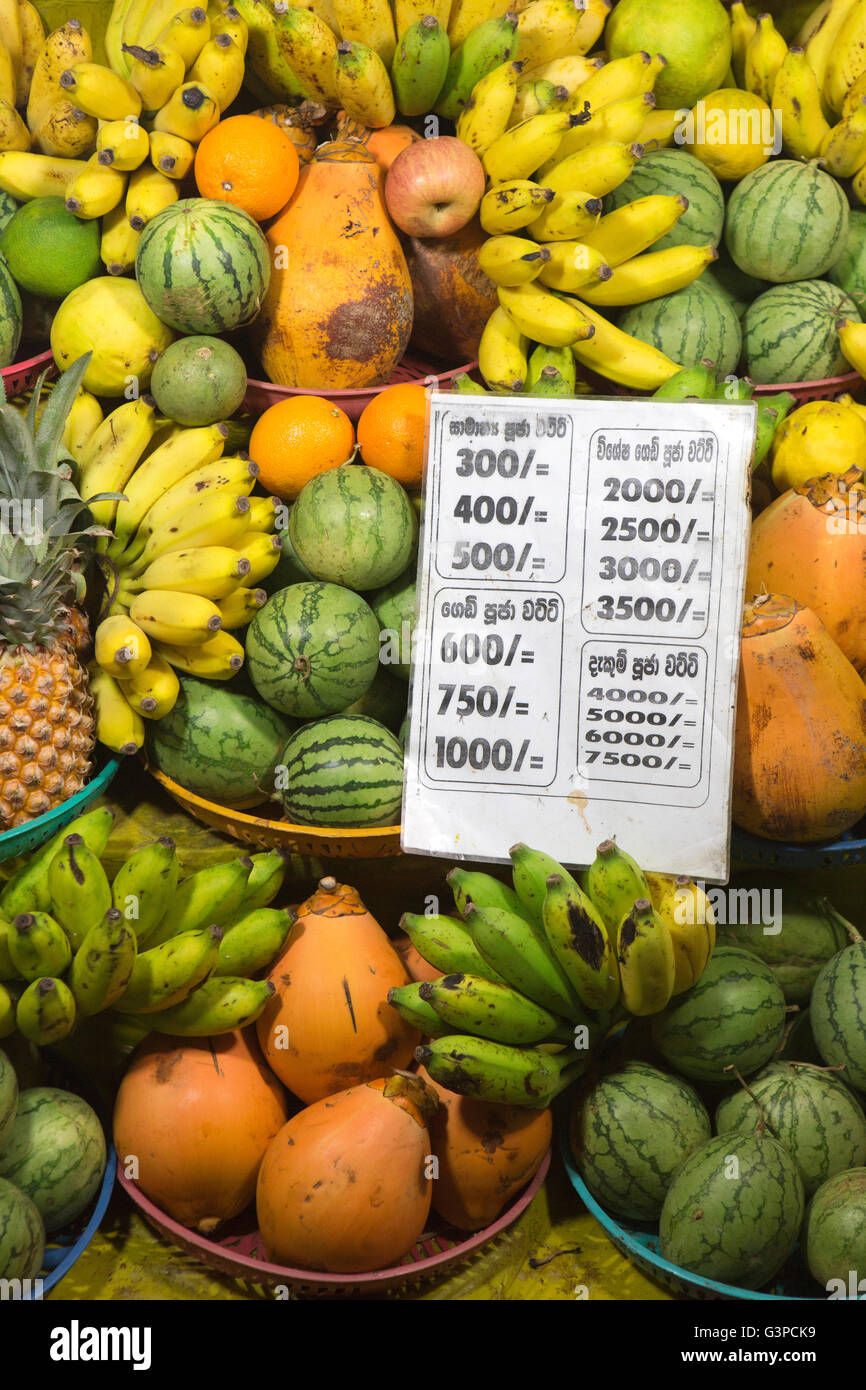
0,752,121,865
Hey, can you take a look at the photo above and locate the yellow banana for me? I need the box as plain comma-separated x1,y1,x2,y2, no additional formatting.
100,203,141,275
497,281,593,347
17,0,45,104
138,0,195,47
524,52,603,87
245,495,278,531
148,129,194,179
573,0,610,52
105,0,138,76
27,18,92,131
837,316,866,372
125,544,252,598
96,116,150,169
0,149,89,199
94,613,152,678
123,40,185,110
118,651,181,718
569,51,653,112
540,92,654,169
455,58,522,154
114,923,222,1013
128,588,224,646
772,45,833,157
0,0,22,103
842,62,866,113
617,898,676,1017
63,388,104,463
478,234,551,286
64,152,127,218
580,192,689,265
542,873,620,1011
29,100,96,158
188,31,245,110
478,303,529,392
333,0,396,66
230,530,282,585
155,5,211,67
16,976,76,1046
482,109,582,183
651,875,715,996
448,0,508,48
0,99,30,152
637,107,682,150
133,491,253,570
743,11,787,104
480,177,556,234
135,455,259,543
79,395,159,523
730,1,758,88
819,97,866,173
89,662,146,754
825,0,866,114
216,585,267,629
209,4,247,53
570,298,682,390
536,239,610,292
805,0,859,100
528,188,602,241
69,908,137,1016
851,160,866,201
394,0,450,35
125,160,179,229
153,629,245,679
272,4,340,104
144,975,274,1035
111,421,229,551
151,80,220,141
574,243,716,306
514,0,587,71
543,140,642,197
59,61,142,120
0,43,16,107
334,38,395,127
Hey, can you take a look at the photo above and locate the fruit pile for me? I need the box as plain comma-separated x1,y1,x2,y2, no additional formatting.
0,804,293,1045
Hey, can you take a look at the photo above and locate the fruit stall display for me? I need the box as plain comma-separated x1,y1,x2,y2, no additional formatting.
0,0,865,1301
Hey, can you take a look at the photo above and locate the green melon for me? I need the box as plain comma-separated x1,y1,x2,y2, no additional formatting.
0,1050,16,1149
618,277,742,377
706,248,768,320
805,1167,866,1289
0,252,21,368
569,1061,711,1221
811,942,866,1092
146,672,296,808
829,208,866,304
716,1062,866,1197
340,667,407,731
603,150,725,253
279,714,404,827
264,516,316,595
0,1087,106,1233
149,335,247,426
659,1131,804,1289
246,581,380,719
605,0,731,109
289,464,417,591
651,945,787,1082
0,1176,44,1281
742,280,860,384
369,564,417,682
135,198,271,334
725,160,849,284
717,886,851,1003
1,197,100,300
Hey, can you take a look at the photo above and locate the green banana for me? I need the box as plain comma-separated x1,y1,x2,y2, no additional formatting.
69,907,137,1017
0,805,114,917
391,14,450,117
509,842,578,925
451,372,489,394
110,836,179,946
464,903,579,1019
715,374,754,402
447,866,532,923
753,392,795,469
400,911,507,982
419,972,571,1045
416,1034,585,1108
113,924,223,1014
652,359,717,401
583,840,650,941
8,912,72,982
0,983,15,1038
231,0,310,102
617,898,676,1017
435,12,520,121
47,833,112,951
143,975,275,1035
235,849,288,915
214,907,293,977
542,874,620,1010
144,857,254,945
16,976,77,1045
0,916,18,980
387,981,452,1037
525,345,578,396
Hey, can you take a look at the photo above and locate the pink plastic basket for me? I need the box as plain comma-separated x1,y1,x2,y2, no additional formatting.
1,348,55,397
751,369,864,403
243,352,479,422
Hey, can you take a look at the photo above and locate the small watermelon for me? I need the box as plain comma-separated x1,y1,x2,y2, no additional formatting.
659,1131,804,1290
725,160,849,283
0,1087,106,1233
651,945,787,1083
264,517,316,595
135,198,271,334
369,565,417,682
717,886,851,1003
603,149,725,252
716,1062,866,1197
279,714,404,827
618,277,742,377
0,1176,44,1280
829,208,866,303
811,942,866,1091
569,1061,711,1221
246,582,380,719
146,672,296,808
706,248,768,320
805,1167,866,1289
340,667,407,732
0,252,21,368
0,1049,17,1148
289,464,417,591
742,280,860,384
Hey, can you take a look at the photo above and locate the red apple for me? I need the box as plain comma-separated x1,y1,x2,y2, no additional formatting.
385,136,486,239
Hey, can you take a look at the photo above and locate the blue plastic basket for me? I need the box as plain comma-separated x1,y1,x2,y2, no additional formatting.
731,821,866,870
24,1144,116,1299
0,752,121,866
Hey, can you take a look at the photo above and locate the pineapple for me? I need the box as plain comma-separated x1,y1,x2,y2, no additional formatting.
0,358,101,830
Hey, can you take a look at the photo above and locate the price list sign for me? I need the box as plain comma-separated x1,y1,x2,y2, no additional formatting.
401,393,755,881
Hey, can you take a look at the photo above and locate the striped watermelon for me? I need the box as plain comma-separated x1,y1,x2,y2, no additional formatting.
716,1062,866,1197
0,1050,16,1148
263,517,315,596
603,150,724,253
135,199,271,334
725,160,849,283
651,945,787,1083
811,943,866,1092
0,1176,44,1280
0,1088,106,1233
0,252,21,368
569,1061,711,1221
718,887,850,1003
706,248,767,320
370,564,417,682
289,464,417,592
829,208,866,302
278,714,404,827
659,1132,805,1290
0,191,18,234
805,1168,866,1288
246,582,380,719
146,673,296,807
742,280,860,384
618,277,742,378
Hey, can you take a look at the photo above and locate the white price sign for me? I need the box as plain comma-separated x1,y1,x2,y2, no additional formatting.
400,392,755,881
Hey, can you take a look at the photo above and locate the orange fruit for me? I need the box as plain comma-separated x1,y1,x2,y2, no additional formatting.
195,115,300,223
249,396,356,500
356,383,428,489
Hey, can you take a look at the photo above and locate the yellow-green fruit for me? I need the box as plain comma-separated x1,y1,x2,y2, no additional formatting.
770,401,866,492
50,275,176,396
605,0,732,110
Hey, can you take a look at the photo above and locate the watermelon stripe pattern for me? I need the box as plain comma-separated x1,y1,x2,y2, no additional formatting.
725,160,849,284
280,715,404,827
0,252,21,369
603,150,725,253
289,464,417,592
0,1176,44,1281
805,1168,866,1286
135,198,271,335
811,943,866,1092
0,1088,106,1234
619,277,742,378
742,279,861,385
0,1051,16,1149
246,582,380,719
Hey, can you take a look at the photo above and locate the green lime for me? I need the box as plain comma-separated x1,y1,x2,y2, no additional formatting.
0,196,100,299
149,335,248,426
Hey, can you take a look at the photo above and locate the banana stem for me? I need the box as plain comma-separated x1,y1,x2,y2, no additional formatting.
823,900,864,944
723,1063,779,1140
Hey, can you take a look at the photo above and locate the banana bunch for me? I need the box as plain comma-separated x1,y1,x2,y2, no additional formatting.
72,399,279,754
0,0,46,153
390,838,716,1106
0,805,293,1044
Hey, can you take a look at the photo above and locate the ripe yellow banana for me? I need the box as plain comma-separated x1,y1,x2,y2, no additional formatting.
570,298,682,390
825,0,866,114
111,421,229,551
79,395,158,523
27,17,92,131
94,613,152,678
125,160,178,229
819,97,866,173
456,58,523,154
100,202,141,275
540,91,655,169
478,303,529,391
524,53,603,87
63,388,104,464
0,99,30,152
133,491,253,570
851,160,866,202
573,0,611,53
482,110,582,183
637,107,682,150
17,0,45,105
137,0,195,48
543,139,642,198
650,875,715,996
509,77,570,126
153,629,245,679
123,40,185,110
478,234,551,286
497,281,594,347
151,80,220,141
480,178,556,233
536,240,611,292
730,1,758,87
245,495,278,532
273,4,340,104
29,99,96,158
572,50,654,112
805,0,859,101
514,0,587,71
542,873,620,1011
135,455,259,545
129,588,224,646
448,0,508,48
216,585,267,630
125,545,252,598
96,116,150,169
118,650,181,718
395,0,449,35
230,531,282,585
580,192,689,265
527,188,602,241
60,61,142,119
65,153,127,218
155,5,211,68
772,46,832,158
574,243,717,306
188,30,245,110
837,316,866,373
743,12,787,104
148,129,194,179
0,149,89,199
334,37,395,128
89,662,146,755
617,898,676,1016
